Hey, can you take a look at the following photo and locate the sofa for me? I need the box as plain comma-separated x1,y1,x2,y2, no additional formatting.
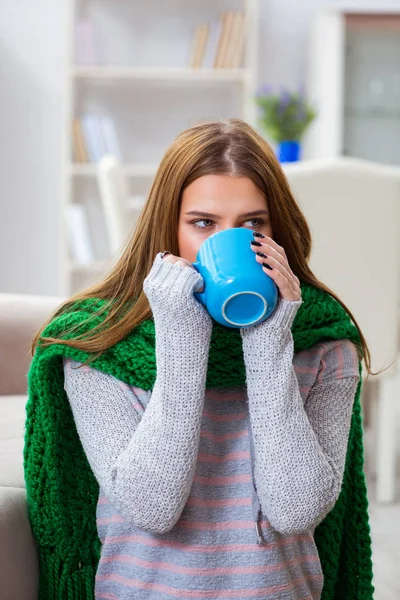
0,293,65,600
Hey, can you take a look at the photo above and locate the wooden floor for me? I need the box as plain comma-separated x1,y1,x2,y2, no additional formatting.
363,426,400,600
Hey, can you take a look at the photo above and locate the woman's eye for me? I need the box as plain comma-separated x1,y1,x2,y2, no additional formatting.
192,218,264,229
192,219,214,228
247,218,264,227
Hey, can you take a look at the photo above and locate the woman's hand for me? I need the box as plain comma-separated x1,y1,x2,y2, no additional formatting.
250,233,301,302
143,252,209,326
161,252,204,292
162,252,194,269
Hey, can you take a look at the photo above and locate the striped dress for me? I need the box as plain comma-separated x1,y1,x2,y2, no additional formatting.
63,337,360,600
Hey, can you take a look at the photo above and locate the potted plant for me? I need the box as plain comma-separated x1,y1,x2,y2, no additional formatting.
254,85,317,162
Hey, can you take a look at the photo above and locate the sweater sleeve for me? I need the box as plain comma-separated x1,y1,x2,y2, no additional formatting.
240,298,360,535
63,263,212,535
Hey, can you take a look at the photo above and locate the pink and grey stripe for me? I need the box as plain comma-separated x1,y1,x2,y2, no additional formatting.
63,338,358,599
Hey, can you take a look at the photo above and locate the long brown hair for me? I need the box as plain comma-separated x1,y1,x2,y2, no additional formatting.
31,118,381,377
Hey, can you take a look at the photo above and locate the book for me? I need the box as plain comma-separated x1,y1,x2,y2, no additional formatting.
75,18,104,66
100,116,122,160
75,19,96,65
92,20,105,65
202,18,222,69
216,10,236,68
81,115,101,162
197,24,210,68
189,24,203,68
80,114,122,163
213,12,228,68
93,115,108,158
189,23,209,68
231,11,246,68
225,11,241,68
72,118,88,163
75,21,85,64
66,204,94,264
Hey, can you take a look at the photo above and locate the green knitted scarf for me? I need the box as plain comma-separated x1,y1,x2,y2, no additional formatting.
24,282,374,600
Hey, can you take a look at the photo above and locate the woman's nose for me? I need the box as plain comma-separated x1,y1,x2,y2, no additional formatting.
220,224,239,231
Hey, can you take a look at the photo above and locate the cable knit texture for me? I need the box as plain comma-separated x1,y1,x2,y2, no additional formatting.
24,251,374,599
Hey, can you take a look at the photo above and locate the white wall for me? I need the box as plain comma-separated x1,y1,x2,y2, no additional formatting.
0,1,67,294
258,0,323,88
2,0,399,294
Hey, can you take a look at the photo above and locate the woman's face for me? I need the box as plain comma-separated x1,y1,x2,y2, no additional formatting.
178,174,273,262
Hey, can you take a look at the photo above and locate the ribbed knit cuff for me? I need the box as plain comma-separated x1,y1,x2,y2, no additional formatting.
240,297,302,339
266,297,303,330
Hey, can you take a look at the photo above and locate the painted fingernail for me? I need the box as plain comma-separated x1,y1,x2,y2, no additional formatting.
250,240,262,247
253,231,265,238
256,251,268,258
262,262,273,270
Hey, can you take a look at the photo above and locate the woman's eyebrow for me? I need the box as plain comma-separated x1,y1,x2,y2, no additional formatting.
185,210,269,218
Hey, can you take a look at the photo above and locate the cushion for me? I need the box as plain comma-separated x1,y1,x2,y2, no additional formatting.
0,395,27,488
0,487,38,600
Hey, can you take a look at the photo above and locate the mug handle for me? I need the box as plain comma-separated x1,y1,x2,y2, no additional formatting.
192,261,206,304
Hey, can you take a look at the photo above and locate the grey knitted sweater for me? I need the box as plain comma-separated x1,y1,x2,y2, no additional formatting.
63,252,360,599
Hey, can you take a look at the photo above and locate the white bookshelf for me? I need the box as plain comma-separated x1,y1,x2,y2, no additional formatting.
61,0,260,296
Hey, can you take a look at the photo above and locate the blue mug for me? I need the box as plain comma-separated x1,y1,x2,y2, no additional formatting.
192,228,278,328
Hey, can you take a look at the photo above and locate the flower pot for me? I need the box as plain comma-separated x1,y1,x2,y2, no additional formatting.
277,140,301,163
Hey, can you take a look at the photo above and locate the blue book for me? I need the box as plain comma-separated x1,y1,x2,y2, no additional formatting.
81,114,105,162
100,116,122,160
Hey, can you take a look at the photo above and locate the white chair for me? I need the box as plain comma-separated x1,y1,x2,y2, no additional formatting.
96,155,131,255
283,156,400,503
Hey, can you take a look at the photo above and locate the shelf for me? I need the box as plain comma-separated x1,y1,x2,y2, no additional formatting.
69,163,158,177
70,66,248,83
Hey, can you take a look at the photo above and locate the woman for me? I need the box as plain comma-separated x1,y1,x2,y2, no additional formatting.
25,118,375,600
